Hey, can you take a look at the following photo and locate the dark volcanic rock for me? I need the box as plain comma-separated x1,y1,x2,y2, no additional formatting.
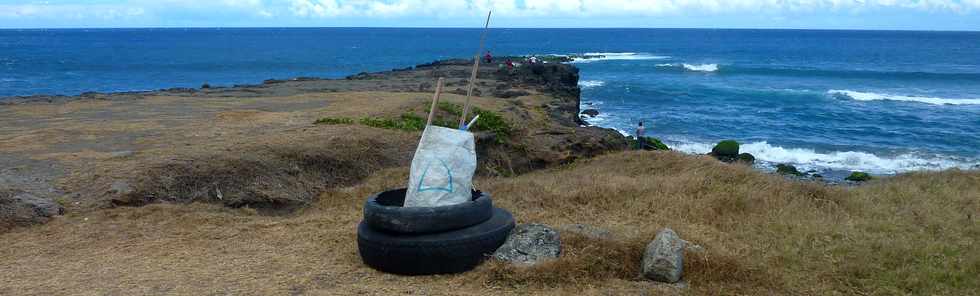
581,109,600,117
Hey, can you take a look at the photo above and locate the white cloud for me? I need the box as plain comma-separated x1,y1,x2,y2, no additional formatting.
0,0,977,26
279,0,980,18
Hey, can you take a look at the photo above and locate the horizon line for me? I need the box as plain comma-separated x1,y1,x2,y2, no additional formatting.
0,26,978,33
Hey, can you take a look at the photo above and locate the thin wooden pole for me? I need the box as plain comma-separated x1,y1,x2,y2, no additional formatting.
459,10,492,129
426,78,445,126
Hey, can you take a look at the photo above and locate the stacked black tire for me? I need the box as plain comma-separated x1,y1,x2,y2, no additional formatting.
357,188,515,275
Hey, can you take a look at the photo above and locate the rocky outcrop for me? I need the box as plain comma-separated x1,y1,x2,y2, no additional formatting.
581,109,599,117
1,189,64,231
641,228,685,283
493,223,562,265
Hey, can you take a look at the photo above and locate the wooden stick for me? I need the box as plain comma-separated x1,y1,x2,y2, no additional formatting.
426,77,445,126
459,10,492,129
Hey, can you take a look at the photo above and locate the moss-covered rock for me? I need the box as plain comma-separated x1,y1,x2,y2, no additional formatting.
736,153,755,164
845,172,873,182
628,137,670,151
776,164,804,176
711,140,739,157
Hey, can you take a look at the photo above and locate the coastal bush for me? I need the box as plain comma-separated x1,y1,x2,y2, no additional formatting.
313,117,354,125
437,102,513,138
845,172,872,182
711,140,740,156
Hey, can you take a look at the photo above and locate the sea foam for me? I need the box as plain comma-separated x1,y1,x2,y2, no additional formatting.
655,63,720,72
579,80,606,89
671,140,978,173
570,52,670,63
829,90,980,106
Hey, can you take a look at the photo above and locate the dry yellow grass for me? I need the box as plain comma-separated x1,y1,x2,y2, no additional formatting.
1,151,977,295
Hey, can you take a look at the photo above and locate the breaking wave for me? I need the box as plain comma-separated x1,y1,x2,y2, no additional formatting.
829,90,980,106
671,141,978,174
655,63,720,72
579,80,606,89
570,52,670,63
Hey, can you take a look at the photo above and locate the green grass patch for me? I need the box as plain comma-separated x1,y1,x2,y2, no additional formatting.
359,113,427,131
313,117,355,125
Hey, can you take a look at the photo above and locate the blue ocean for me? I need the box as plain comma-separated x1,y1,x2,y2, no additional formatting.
2,28,979,174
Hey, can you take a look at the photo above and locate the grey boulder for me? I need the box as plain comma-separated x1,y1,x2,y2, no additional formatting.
1,190,64,230
493,223,561,265
641,228,686,283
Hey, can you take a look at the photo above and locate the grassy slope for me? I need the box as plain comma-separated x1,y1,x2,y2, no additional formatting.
1,151,976,295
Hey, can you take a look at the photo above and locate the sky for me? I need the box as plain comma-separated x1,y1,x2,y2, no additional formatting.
0,0,978,30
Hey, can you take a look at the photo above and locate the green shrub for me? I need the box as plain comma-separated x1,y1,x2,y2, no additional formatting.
846,172,873,182
437,102,513,138
711,140,740,156
313,117,354,125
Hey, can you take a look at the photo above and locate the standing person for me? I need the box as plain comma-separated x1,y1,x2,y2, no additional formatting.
636,121,646,150
484,51,493,63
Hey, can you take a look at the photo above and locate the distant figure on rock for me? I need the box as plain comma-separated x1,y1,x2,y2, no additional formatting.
506,59,514,70
484,51,493,63
636,121,646,150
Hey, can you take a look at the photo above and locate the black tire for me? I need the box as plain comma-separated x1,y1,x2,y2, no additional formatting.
357,207,515,275
363,188,493,234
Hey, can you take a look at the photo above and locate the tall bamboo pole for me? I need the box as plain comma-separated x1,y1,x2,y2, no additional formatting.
459,11,492,129
426,78,445,126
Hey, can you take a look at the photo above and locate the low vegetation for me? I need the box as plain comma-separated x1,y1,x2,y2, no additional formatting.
313,117,355,125
316,102,514,143
847,171,873,182
2,151,976,295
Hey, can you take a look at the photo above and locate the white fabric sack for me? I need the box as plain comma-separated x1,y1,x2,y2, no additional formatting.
404,126,477,207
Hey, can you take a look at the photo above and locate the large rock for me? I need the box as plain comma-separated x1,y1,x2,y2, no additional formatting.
709,140,741,163
641,228,686,283
493,223,561,265
580,109,600,117
1,190,64,230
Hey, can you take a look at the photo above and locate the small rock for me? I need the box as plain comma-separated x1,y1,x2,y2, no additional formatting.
736,153,755,164
776,164,804,176
581,109,600,117
642,228,685,283
558,223,613,240
493,223,561,265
